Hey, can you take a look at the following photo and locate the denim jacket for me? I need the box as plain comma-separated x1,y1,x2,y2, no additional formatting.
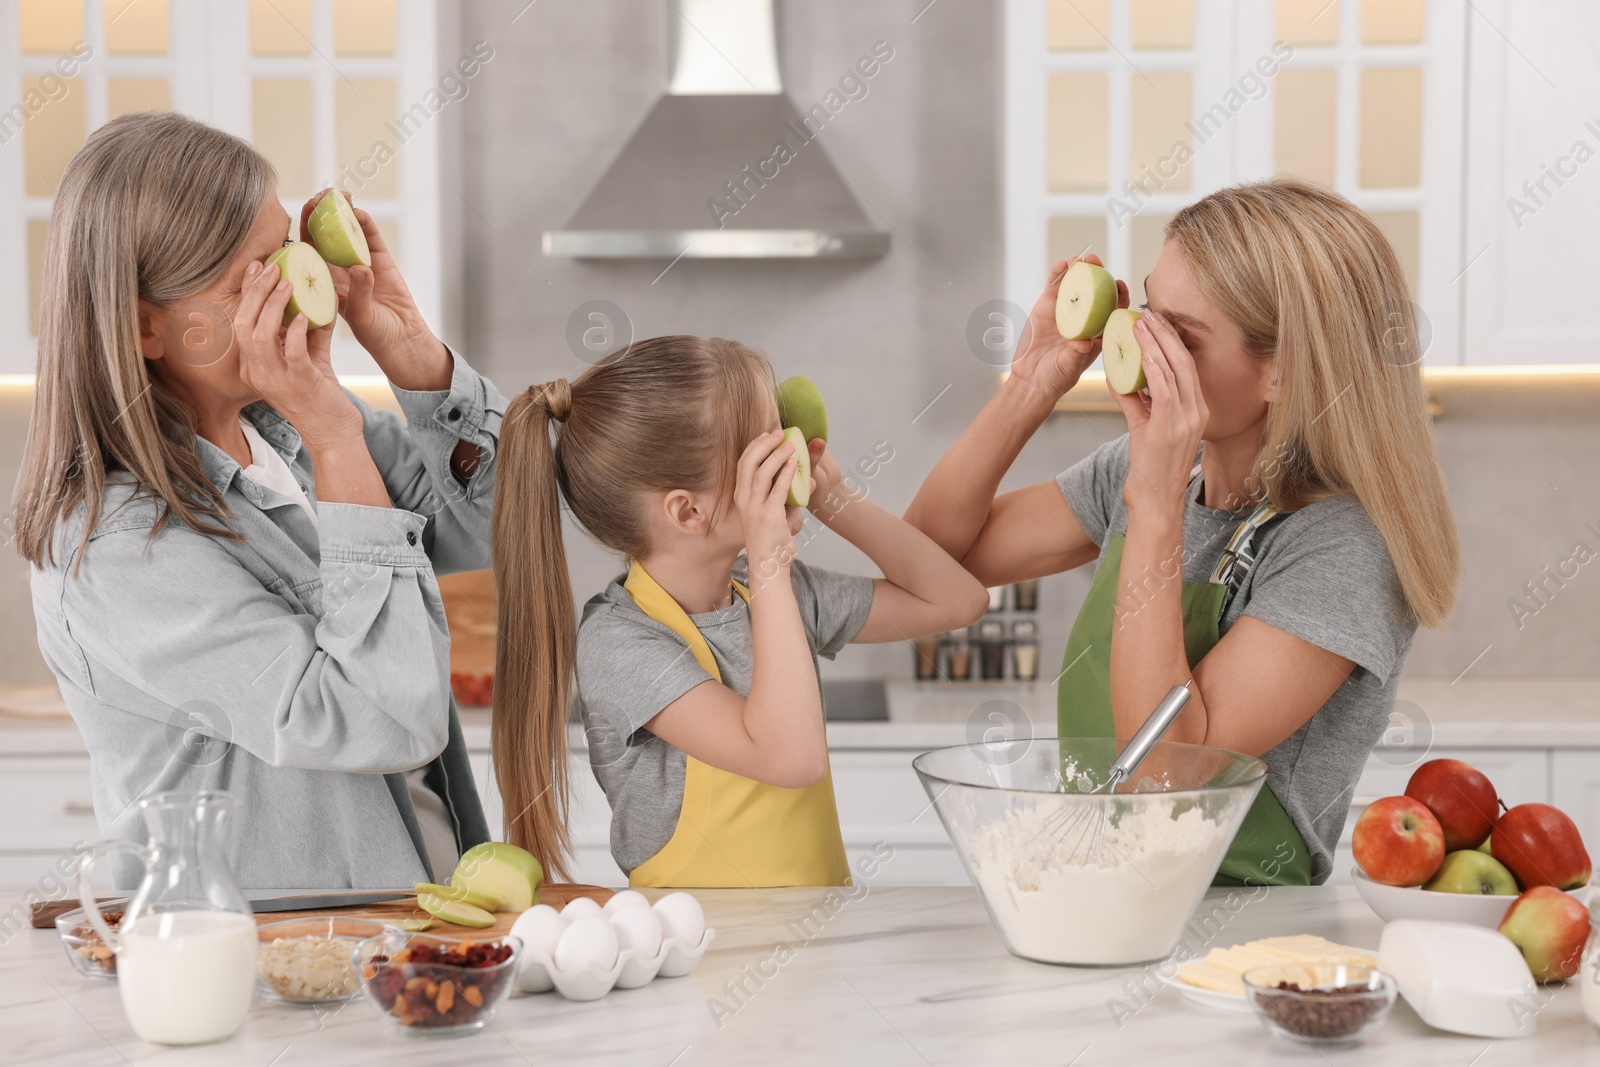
31,353,504,889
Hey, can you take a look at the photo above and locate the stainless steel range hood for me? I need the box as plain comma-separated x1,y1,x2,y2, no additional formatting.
542,0,890,260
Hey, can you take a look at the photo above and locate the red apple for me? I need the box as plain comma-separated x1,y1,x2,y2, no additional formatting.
1491,803,1592,890
1498,886,1591,982
1352,796,1447,887
1404,758,1500,852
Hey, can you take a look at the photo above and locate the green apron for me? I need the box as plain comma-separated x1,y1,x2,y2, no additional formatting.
1057,487,1312,886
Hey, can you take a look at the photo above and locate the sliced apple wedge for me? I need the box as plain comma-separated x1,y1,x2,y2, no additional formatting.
778,425,811,507
1101,308,1146,395
263,242,337,329
1055,260,1117,341
307,189,372,268
417,890,496,929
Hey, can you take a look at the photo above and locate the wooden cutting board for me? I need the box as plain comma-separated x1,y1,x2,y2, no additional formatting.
255,884,614,938
34,884,614,935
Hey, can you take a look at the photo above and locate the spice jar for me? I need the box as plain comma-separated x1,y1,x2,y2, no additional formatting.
976,620,1007,680
912,634,941,681
945,628,973,681
1010,619,1040,681
1012,579,1039,611
985,586,1005,613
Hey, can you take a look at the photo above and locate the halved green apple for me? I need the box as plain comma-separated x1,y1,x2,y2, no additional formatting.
1101,308,1146,395
1055,260,1117,341
777,375,828,443
307,189,372,268
415,881,499,912
263,242,337,329
449,842,543,912
778,425,811,507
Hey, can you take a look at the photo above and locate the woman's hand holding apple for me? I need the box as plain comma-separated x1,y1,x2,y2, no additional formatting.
234,259,363,453
297,188,451,392
1114,309,1209,520
1008,255,1129,402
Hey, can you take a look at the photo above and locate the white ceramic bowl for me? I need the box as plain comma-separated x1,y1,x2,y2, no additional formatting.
1351,869,1590,928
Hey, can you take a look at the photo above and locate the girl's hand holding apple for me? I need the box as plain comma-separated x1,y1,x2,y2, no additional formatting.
297,188,450,392
736,431,800,587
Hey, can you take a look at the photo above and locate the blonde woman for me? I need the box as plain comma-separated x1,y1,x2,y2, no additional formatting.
907,179,1460,886
15,112,503,889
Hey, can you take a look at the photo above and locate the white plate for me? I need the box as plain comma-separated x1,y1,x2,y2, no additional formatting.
1157,969,1251,1014
1352,869,1589,929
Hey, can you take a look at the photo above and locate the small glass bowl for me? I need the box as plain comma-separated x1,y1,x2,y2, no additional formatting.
256,917,390,1004
356,930,521,1037
1243,964,1397,1048
54,900,129,979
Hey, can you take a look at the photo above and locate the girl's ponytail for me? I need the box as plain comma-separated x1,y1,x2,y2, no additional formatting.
491,380,575,880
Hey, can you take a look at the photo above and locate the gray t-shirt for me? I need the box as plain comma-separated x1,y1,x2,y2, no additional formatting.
1056,436,1417,884
575,557,874,875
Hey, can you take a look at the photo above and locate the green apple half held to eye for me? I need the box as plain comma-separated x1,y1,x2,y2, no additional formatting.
307,189,372,268
1054,260,1117,341
1101,308,1146,395
263,242,337,329
776,375,828,443
779,425,812,508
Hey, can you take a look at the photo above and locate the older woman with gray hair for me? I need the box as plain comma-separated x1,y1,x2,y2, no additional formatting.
15,111,505,889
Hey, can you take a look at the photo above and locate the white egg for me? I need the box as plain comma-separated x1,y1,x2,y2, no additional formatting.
555,914,619,972
608,904,663,957
560,896,603,922
602,889,651,915
652,892,706,945
508,904,564,959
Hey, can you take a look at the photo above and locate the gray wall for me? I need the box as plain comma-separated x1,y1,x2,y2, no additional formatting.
0,1,1594,689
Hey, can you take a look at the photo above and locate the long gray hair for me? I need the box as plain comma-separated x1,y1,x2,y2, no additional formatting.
14,111,276,568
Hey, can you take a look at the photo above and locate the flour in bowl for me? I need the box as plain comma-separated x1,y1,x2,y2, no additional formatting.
963,799,1232,965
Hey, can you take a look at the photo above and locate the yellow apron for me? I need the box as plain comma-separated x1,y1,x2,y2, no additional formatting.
623,562,852,888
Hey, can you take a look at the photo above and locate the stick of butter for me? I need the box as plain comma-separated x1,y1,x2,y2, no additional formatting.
1178,935,1378,996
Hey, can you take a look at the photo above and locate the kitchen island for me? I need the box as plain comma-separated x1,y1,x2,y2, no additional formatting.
6,884,1594,1066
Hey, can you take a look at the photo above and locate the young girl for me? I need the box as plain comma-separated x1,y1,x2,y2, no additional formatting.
491,336,988,887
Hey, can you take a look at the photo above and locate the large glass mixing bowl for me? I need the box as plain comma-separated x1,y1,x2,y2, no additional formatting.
914,737,1267,966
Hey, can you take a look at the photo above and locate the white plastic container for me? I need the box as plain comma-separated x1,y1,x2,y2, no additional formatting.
1377,919,1535,1039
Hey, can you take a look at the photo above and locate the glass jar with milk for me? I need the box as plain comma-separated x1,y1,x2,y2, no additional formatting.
76,791,257,1046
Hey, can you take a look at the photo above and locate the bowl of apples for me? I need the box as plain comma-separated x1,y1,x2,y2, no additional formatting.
1351,759,1592,980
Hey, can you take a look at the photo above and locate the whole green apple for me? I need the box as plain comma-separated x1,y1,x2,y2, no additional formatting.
1423,849,1518,895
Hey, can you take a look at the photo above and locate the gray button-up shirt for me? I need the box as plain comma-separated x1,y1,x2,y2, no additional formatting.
31,353,504,890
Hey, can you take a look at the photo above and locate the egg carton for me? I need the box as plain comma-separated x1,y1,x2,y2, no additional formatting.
513,930,715,1001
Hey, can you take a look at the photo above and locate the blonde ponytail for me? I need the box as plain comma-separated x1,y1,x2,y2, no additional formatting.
491,381,575,880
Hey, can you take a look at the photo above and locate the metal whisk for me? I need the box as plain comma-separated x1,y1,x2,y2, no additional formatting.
1043,680,1194,864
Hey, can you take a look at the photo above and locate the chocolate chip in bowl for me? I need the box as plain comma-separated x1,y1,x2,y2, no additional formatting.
356,930,521,1037
1242,963,1397,1047
54,901,129,979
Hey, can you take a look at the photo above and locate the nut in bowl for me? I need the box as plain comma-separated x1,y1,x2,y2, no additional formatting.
256,917,389,1003
55,900,129,979
356,931,520,1037
1243,963,1396,1048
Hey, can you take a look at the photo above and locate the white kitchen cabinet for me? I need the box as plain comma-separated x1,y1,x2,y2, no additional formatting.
0,756,111,896
1551,751,1600,868
1461,0,1600,364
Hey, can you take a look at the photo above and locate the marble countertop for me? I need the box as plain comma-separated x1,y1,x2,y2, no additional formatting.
3,677,1598,755
6,884,1595,1066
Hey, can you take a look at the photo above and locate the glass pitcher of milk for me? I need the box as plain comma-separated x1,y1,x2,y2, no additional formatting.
76,790,257,1046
